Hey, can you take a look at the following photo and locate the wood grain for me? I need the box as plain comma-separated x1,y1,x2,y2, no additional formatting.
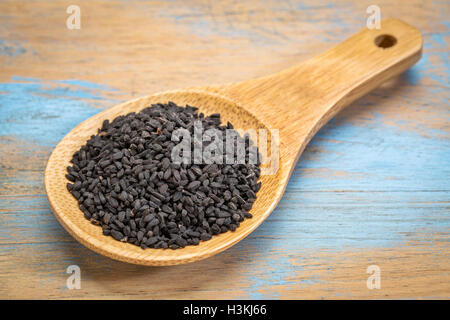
0,0,448,298
45,19,423,266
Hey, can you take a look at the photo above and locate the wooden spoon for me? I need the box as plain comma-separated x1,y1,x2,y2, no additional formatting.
45,19,422,266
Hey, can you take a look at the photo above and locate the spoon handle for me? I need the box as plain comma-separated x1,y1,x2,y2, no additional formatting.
215,18,422,161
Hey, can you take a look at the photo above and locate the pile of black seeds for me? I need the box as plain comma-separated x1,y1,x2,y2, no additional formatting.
66,102,261,249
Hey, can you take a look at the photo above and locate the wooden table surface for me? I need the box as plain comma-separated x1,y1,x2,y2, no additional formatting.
0,0,448,299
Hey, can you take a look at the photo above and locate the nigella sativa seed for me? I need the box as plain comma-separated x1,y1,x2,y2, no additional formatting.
66,102,262,249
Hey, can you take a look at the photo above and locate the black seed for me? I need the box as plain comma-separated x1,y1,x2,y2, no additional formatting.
73,181,82,191
161,158,171,170
172,169,181,181
173,236,185,247
147,218,159,228
146,237,158,246
108,197,119,208
173,191,182,201
111,230,124,241
112,151,123,160
187,230,200,238
228,202,237,210
103,213,111,224
83,211,92,220
200,233,212,241
217,211,231,218
158,183,168,194
163,168,172,179
187,180,201,191
66,102,261,250
143,213,155,223
66,174,76,182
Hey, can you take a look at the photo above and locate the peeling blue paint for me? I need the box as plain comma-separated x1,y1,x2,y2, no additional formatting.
242,102,450,251
244,253,304,299
0,40,26,57
0,77,117,145
406,28,450,87
0,0,448,300
430,33,447,47
1,72,448,255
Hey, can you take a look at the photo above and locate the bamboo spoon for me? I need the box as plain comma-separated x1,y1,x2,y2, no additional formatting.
45,19,422,266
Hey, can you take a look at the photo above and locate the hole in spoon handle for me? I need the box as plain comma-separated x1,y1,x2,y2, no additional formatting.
215,19,423,160
374,34,397,48
223,18,422,117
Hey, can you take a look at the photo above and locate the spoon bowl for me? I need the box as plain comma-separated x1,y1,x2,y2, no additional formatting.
45,19,422,265
45,90,284,265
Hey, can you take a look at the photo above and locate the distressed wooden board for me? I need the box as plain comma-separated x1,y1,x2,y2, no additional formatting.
0,0,448,299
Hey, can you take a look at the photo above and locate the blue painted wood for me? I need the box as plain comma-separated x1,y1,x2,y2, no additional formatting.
0,0,448,299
